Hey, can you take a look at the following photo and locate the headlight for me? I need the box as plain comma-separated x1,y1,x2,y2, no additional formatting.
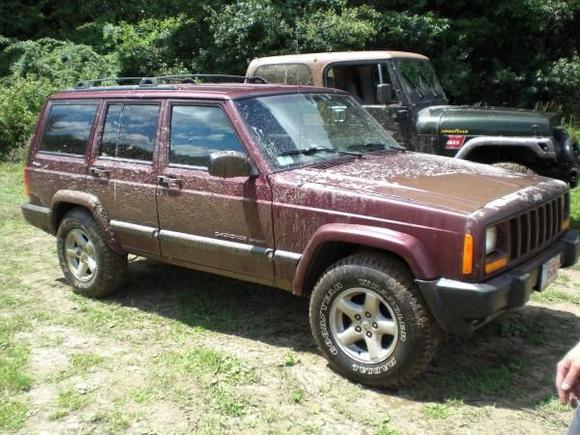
485,226,497,255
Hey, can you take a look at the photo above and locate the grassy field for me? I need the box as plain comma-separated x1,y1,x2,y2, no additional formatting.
1,161,579,434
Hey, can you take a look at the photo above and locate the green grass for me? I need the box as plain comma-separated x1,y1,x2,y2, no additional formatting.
51,352,106,382
156,347,257,417
50,388,90,420
571,185,580,229
0,317,31,431
531,286,580,305
422,400,463,419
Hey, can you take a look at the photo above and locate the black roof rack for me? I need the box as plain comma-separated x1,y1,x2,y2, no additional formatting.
74,74,267,89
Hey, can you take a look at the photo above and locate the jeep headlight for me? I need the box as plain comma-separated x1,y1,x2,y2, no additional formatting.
485,226,497,255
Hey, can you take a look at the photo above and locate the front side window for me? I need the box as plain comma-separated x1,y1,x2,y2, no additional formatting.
254,64,313,85
235,93,400,171
39,103,99,155
169,105,245,167
100,103,159,161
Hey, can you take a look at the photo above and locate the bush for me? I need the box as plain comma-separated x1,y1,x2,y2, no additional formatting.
108,17,190,76
535,55,580,122
295,6,380,52
208,0,291,73
2,38,119,86
0,77,57,159
0,38,119,158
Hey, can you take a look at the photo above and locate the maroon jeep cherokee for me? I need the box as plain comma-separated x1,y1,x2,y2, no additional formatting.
22,77,579,387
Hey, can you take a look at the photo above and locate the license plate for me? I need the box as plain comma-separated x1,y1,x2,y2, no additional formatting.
539,255,560,291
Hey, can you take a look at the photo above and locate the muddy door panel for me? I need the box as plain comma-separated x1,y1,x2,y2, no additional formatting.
156,170,274,280
86,101,162,255
156,102,274,282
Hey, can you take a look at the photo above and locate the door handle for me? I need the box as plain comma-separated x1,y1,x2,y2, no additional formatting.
157,175,182,188
90,166,110,179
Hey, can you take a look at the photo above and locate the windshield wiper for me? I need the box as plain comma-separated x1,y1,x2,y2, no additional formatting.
277,146,362,158
416,71,440,97
347,142,405,152
401,72,424,99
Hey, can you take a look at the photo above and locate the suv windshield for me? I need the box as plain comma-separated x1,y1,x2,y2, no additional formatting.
395,59,445,101
235,93,400,170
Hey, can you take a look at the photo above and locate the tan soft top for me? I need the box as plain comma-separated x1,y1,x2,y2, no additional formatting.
248,51,428,70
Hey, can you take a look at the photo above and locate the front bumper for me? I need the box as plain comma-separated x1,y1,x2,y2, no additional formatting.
417,229,579,334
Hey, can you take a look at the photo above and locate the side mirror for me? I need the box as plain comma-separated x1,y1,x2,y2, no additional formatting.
376,83,393,105
208,151,257,178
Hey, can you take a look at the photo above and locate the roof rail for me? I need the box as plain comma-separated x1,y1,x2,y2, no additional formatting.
74,74,267,89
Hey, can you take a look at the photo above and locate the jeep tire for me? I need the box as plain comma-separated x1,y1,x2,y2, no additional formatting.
309,252,440,387
57,208,127,298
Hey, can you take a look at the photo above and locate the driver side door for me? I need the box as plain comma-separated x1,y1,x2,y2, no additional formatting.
156,100,275,284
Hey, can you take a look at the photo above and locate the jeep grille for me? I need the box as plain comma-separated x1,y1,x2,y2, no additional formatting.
508,194,564,261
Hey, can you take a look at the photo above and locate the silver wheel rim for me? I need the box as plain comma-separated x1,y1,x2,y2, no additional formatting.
329,287,399,364
64,229,97,282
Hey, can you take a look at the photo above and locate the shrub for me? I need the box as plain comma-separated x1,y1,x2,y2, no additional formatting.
2,38,119,86
108,17,190,76
295,6,380,52
0,77,57,159
0,38,119,158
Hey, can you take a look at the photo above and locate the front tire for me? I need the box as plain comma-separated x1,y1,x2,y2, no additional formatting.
57,208,127,298
309,253,440,388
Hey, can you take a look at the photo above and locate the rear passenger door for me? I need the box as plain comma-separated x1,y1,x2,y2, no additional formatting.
87,100,163,255
156,101,275,283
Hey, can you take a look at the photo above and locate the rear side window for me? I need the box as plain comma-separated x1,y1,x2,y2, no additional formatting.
39,103,98,155
169,105,245,167
254,64,313,85
100,103,160,161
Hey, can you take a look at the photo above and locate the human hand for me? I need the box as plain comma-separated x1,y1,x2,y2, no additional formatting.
556,341,580,407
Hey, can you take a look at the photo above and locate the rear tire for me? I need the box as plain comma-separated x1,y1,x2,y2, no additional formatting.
309,253,441,388
492,162,535,175
57,208,127,298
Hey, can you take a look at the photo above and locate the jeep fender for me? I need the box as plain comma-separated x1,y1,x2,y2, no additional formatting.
49,190,123,253
455,136,557,161
292,223,438,295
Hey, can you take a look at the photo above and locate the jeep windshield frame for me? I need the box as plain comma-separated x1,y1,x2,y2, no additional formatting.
390,59,447,105
234,92,401,172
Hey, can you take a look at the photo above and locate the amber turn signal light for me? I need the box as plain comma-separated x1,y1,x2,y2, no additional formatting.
561,217,570,231
485,256,508,274
462,234,473,274
23,167,31,199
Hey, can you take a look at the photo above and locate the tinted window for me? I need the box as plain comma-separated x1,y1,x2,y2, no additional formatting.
169,105,245,167
100,104,159,161
254,64,313,85
39,103,98,155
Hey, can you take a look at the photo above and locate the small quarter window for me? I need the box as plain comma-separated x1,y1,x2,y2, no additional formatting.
169,105,245,167
39,103,98,155
254,64,313,85
100,103,159,161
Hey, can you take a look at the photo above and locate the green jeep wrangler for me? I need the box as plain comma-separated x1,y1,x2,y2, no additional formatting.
247,51,579,187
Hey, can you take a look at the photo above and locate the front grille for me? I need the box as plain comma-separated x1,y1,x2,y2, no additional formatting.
508,195,564,261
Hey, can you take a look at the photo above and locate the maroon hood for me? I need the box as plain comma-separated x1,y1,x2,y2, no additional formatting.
287,152,564,214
